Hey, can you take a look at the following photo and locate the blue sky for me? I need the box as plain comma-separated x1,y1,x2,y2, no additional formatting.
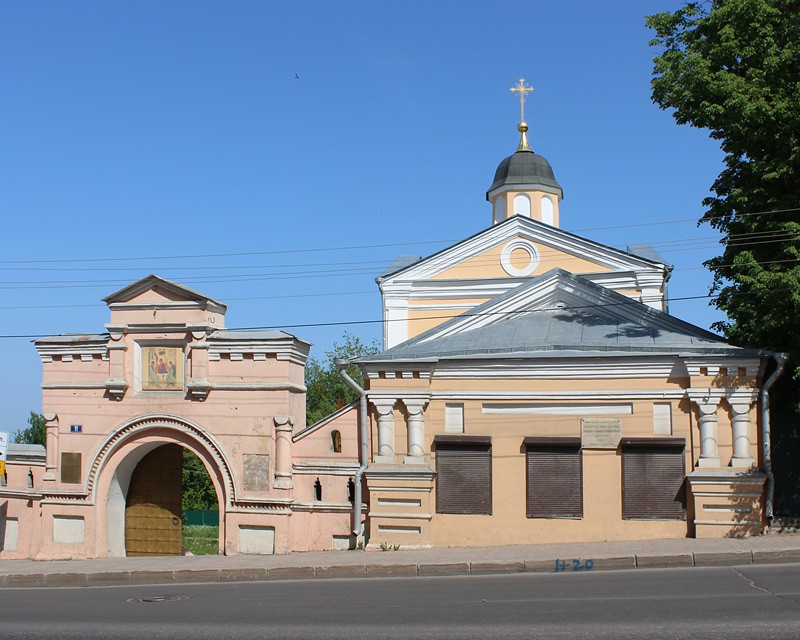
0,1,726,436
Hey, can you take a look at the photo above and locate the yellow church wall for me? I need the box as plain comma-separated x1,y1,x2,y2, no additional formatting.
363,364,766,548
408,297,492,308
429,239,614,281
423,394,691,546
408,309,466,338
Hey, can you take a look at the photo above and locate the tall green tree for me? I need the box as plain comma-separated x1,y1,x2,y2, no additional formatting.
647,0,800,384
305,332,379,426
647,0,800,513
13,412,46,446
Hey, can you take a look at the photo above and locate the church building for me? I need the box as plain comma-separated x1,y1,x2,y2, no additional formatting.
354,79,780,549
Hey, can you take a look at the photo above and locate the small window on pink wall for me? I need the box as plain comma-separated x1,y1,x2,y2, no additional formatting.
331,430,342,453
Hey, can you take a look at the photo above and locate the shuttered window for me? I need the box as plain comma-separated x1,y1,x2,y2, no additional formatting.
621,438,686,520
525,437,582,519
434,435,491,515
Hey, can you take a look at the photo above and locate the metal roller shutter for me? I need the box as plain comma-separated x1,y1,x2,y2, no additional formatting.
622,439,686,520
526,440,582,519
435,438,492,515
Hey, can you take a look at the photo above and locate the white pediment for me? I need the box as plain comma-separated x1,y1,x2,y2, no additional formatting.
379,216,667,284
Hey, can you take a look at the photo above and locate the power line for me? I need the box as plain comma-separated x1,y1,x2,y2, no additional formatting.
0,226,796,289
0,289,748,341
0,206,796,269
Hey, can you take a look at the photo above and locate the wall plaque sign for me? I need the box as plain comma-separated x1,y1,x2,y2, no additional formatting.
581,418,621,449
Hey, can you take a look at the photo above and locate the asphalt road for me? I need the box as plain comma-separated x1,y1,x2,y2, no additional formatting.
2,564,799,639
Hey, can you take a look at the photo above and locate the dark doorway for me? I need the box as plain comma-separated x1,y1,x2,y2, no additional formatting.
125,444,183,556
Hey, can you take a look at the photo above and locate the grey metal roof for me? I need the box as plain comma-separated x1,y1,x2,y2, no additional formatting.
378,255,423,280
34,333,108,344
627,244,670,265
358,269,760,363
487,150,563,197
210,329,300,341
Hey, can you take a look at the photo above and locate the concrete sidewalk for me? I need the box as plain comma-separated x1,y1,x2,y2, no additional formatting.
2,534,800,588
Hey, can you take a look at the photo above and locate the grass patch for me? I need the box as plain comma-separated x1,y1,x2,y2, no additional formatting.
182,525,219,555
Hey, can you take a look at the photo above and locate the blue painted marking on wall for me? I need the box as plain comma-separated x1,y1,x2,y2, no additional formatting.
555,559,594,572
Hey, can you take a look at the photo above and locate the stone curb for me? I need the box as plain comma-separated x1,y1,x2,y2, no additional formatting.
1,551,798,588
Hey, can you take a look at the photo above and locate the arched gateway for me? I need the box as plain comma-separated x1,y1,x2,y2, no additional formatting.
0,276,360,560
91,415,233,557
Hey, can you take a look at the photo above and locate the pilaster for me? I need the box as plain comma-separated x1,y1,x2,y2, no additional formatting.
43,413,58,482
104,332,127,400
273,415,294,490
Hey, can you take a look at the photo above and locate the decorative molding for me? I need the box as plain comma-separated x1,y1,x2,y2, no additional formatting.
292,461,360,475
104,377,128,400
186,377,211,401
433,389,687,400
41,382,109,390
368,391,431,403
432,359,683,380
84,414,238,507
207,337,309,366
0,488,44,500
500,239,539,277
291,501,356,513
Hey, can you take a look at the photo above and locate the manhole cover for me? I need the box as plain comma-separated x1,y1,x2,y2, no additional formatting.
127,595,190,603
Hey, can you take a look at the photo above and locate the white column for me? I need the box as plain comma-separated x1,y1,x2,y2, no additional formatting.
403,398,428,464
273,415,294,489
688,390,724,467
373,400,396,463
728,389,758,468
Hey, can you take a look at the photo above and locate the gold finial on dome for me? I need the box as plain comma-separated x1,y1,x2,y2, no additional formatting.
509,77,534,152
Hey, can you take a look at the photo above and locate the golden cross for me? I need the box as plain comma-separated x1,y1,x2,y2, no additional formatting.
510,77,534,123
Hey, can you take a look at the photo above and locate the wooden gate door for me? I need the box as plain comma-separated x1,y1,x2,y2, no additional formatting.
125,444,183,556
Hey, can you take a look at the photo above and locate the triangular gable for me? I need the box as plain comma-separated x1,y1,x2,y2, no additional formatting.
103,275,227,311
363,269,733,361
378,216,668,283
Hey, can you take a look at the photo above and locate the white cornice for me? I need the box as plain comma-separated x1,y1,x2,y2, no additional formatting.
108,300,227,315
36,340,108,363
208,338,310,366
433,389,688,400
487,183,563,202
292,461,361,475
204,381,306,393
41,381,109,390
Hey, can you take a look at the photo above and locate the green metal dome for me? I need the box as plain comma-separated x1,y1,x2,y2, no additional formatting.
486,150,563,199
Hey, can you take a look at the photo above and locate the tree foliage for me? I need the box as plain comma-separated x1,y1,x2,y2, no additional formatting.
182,449,218,511
647,0,800,401
647,1,800,514
305,332,379,426
13,412,46,446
